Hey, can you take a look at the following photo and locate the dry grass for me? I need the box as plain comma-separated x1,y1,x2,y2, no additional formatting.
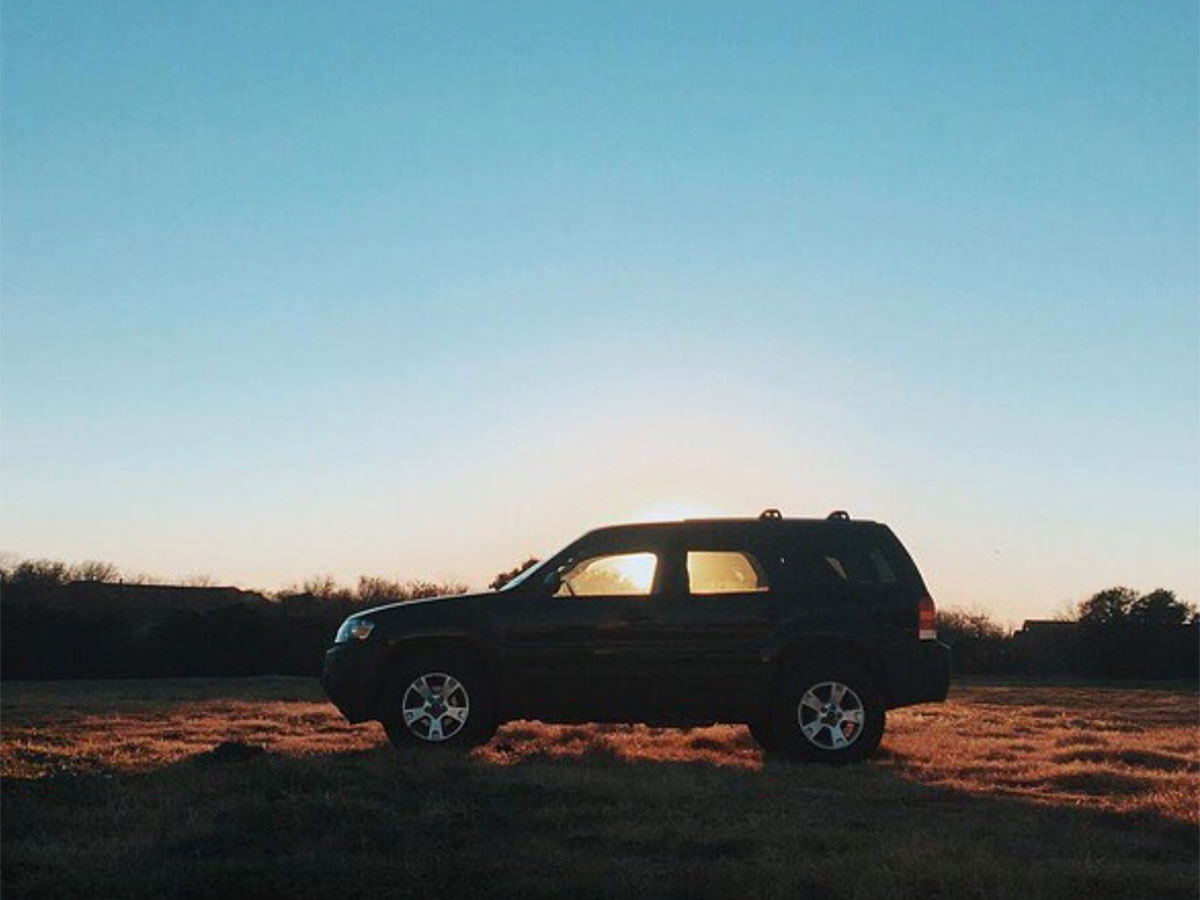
882,684,1199,825
1,679,381,778
4,680,1194,824
2,678,1197,899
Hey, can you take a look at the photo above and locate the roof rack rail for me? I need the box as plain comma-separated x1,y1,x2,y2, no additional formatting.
759,508,782,520
827,510,850,521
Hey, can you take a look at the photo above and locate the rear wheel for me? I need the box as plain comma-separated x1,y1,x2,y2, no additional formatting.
381,651,496,750
771,665,884,763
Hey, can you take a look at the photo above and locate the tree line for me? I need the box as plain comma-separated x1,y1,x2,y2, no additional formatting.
0,558,1195,681
938,587,1197,679
0,561,467,680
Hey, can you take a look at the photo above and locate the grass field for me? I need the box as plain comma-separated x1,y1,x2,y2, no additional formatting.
2,678,1197,899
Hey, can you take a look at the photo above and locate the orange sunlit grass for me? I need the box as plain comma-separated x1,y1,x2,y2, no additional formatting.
3,679,1196,825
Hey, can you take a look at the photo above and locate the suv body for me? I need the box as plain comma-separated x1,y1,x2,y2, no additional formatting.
322,511,950,761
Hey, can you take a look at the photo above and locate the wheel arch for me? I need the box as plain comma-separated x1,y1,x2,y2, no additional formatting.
373,633,500,718
764,637,892,707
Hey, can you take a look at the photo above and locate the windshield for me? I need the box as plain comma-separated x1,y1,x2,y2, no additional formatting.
499,528,624,593
499,535,589,591
499,556,554,591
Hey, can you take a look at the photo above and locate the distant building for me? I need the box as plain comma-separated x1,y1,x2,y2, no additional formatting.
1012,620,1081,675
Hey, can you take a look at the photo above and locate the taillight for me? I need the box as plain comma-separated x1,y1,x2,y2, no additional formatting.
918,594,937,640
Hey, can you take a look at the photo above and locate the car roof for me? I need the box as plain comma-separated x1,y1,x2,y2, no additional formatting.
581,512,882,543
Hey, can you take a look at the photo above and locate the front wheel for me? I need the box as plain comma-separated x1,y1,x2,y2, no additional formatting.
381,651,496,750
770,666,885,763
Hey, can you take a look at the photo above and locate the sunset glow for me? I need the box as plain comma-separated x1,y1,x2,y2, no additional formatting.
630,502,724,523
0,2,1195,624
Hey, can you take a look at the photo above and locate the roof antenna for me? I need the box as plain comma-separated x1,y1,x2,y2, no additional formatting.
759,508,782,520
827,510,850,521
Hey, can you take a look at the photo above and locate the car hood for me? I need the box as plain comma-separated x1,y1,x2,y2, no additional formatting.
354,591,492,620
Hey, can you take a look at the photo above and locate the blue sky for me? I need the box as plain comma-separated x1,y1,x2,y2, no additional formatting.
2,1,1196,621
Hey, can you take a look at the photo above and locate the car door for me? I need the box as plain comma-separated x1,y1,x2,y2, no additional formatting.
647,539,780,721
497,542,664,722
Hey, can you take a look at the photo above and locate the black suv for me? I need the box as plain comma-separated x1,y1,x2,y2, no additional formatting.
322,510,949,761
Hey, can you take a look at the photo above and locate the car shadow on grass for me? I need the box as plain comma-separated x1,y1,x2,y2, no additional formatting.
2,733,1197,900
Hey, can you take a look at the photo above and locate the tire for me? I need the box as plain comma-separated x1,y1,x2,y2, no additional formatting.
746,718,779,753
770,665,885,763
380,650,496,751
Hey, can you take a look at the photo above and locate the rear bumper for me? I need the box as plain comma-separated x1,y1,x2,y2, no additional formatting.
321,643,380,723
882,640,951,709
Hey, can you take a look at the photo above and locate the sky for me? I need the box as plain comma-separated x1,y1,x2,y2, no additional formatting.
1,1,1196,623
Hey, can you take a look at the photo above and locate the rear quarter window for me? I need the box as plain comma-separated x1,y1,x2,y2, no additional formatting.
788,526,918,590
824,545,897,585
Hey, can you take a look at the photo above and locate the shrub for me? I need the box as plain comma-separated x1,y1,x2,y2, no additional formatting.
937,607,1012,676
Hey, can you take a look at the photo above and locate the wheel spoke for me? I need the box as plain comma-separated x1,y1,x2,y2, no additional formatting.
442,675,461,699
829,683,847,706
403,708,425,726
827,725,848,749
428,717,445,740
800,694,822,713
843,708,865,724
412,677,433,701
443,706,468,724
801,720,824,739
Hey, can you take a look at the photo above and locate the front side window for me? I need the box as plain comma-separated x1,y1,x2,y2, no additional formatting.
687,551,769,595
555,552,657,597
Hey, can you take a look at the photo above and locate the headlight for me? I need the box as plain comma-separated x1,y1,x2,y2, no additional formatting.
334,617,375,644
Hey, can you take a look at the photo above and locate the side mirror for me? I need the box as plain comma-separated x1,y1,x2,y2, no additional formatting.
542,570,562,596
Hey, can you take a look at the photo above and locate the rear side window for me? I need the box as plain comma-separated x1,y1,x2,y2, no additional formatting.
687,551,769,594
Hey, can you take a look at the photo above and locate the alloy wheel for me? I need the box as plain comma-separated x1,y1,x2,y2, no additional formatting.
400,672,470,742
796,680,866,751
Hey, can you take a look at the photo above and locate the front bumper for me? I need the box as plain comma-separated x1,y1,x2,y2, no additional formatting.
321,643,381,723
882,640,951,709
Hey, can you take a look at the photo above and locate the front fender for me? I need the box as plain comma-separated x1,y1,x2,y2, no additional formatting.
372,630,505,716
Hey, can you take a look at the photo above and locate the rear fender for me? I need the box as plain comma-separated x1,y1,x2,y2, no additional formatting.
762,635,891,705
